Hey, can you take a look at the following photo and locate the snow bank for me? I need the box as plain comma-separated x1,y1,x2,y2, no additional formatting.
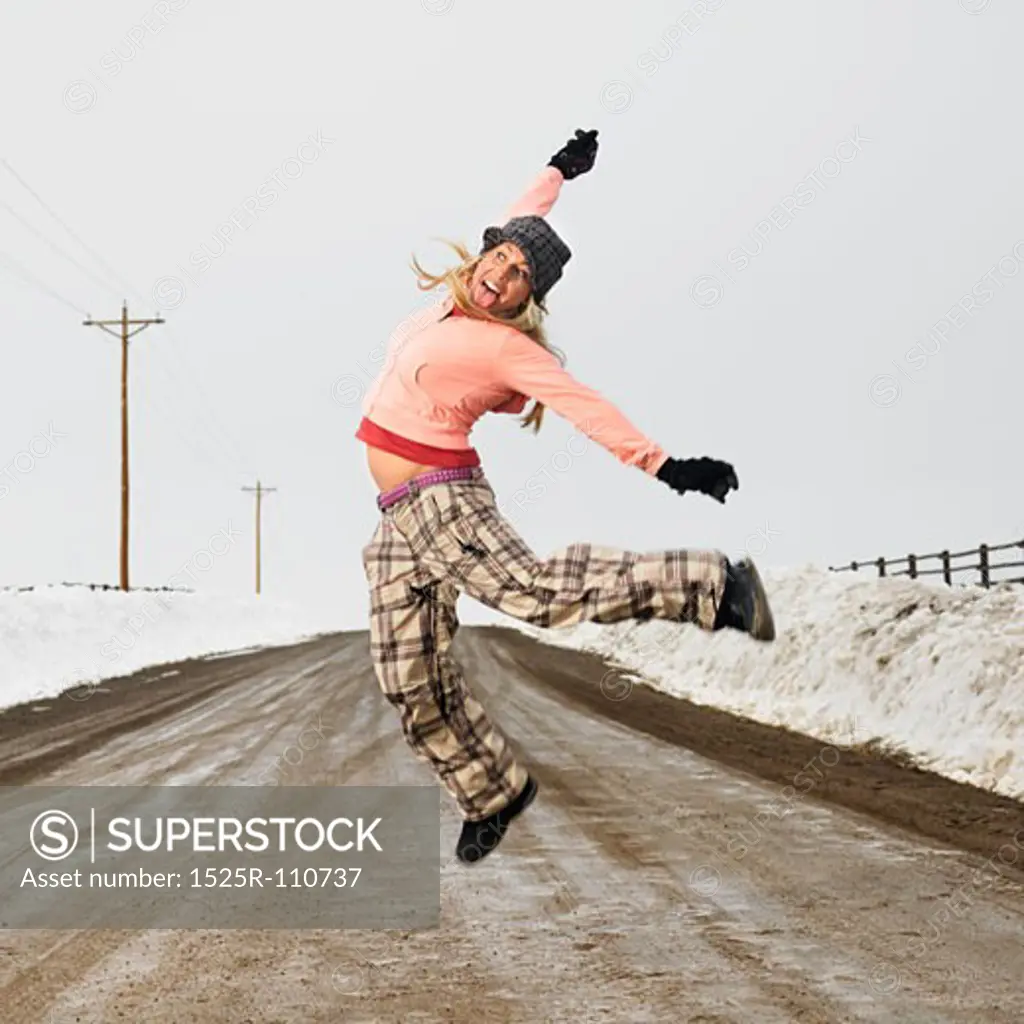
521,567,1024,800
0,585,343,709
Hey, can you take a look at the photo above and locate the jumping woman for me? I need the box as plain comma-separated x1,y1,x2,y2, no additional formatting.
358,128,775,866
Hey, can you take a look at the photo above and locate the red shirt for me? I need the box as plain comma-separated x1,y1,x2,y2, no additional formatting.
356,303,483,468
355,418,482,467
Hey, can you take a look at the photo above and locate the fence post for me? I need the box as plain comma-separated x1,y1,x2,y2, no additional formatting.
941,550,951,586
908,553,917,580
876,557,886,578
979,544,990,588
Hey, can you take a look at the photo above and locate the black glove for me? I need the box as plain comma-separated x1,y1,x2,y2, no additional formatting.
548,129,599,180
656,456,739,504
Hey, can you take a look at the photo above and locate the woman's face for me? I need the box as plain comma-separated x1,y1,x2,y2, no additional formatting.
468,243,532,315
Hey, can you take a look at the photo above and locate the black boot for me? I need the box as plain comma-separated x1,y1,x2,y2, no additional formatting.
714,557,776,641
455,776,538,865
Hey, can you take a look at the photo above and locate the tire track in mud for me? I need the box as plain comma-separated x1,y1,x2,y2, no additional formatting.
0,665,251,785
466,640,774,1016
0,638,338,786
481,628,1024,1023
479,644,860,1024
488,625,1024,876
460,630,954,1015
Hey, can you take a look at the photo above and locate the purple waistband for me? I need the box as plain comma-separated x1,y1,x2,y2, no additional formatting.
377,466,479,511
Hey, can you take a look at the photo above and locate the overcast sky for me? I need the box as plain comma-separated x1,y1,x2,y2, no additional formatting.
2,0,1022,628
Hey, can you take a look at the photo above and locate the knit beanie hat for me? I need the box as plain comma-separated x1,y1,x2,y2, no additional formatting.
480,216,572,303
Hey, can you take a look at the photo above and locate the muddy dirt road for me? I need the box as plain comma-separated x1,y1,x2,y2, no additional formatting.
0,626,1021,1022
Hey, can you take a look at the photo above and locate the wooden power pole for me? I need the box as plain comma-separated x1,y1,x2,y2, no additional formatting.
241,480,276,594
83,302,164,591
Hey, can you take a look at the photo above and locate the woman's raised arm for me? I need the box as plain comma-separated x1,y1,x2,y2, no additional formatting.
498,129,600,221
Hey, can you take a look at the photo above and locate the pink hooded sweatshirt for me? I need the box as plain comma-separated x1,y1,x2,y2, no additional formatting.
358,166,669,476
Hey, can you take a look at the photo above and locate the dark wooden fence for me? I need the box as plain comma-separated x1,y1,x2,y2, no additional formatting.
829,538,1024,588
0,582,192,594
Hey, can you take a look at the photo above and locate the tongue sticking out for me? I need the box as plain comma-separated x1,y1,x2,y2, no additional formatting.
475,282,497,308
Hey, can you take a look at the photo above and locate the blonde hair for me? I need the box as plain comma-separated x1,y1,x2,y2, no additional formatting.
409,240,565,433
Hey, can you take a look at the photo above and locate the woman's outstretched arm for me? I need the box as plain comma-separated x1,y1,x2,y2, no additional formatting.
498,128,600,221
492,332,739,501
492,332,668,475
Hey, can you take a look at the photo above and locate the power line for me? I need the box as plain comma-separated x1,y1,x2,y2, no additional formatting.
0,241,246,531
132,364,253,484
0,157,148,306
0,247,90,316
0,194,126,302
0,158,259,479
151,329,260,477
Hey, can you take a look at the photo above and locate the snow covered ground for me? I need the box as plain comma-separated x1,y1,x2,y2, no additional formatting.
521,566,1024,801
0,585,343,709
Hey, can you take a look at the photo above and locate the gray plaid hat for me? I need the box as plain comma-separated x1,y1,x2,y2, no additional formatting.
481,216,572,303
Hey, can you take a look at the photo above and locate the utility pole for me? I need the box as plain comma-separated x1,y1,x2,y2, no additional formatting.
83,301,164,591
241,480,276,594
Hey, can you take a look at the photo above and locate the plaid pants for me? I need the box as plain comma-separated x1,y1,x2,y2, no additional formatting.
361,467,728,821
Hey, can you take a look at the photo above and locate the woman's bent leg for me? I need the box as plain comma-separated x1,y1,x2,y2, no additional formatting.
406,475,730,632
